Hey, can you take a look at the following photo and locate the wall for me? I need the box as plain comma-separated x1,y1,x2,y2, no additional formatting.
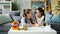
51,0,58,15
15,0,31,17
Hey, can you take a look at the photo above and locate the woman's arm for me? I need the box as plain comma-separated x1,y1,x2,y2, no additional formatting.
21,17,26,25
34,16,37,24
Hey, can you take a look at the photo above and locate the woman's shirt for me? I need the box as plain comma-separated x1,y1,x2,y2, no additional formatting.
35,14,44,24
21,17,26,25
21,17,34,26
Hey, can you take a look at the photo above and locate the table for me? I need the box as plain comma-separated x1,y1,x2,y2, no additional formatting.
8,25,57,34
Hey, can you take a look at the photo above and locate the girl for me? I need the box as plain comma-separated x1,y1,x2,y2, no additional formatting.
35,8,45,26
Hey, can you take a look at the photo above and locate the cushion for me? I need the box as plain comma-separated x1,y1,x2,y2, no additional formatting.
0,14,13,24
50,13,60,23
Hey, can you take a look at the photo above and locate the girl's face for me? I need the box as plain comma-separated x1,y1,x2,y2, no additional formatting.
27,11,32,19
36,10,42,17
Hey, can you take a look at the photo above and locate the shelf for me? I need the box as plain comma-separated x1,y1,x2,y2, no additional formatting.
57,8,60,9
0,11,2,14
0,1,11,3
56,7,60,10
0,1,12,11
31,0,45,1
0,0,11,2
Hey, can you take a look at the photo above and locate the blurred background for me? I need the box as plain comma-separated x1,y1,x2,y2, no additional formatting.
0,0,60,34
0,0,60,17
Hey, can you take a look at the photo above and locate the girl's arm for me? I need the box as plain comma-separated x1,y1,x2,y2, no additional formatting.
41,20,45,26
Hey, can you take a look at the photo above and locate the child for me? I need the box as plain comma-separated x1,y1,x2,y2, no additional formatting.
35,8,45,26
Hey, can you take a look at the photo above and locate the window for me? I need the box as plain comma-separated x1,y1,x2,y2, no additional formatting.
31,1,45,10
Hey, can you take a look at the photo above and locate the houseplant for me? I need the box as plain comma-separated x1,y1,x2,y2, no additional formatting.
58,1,60,8
12,2,19,11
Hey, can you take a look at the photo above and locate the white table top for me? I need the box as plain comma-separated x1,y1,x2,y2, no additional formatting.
8,25,56,32
8,25,57,34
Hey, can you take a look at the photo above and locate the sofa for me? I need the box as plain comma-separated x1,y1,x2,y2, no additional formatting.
0,11,21,34
0,14,13,34
50,12,60,34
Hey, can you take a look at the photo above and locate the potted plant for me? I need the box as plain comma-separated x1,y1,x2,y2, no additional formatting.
12,2,19,11
58,1,60,8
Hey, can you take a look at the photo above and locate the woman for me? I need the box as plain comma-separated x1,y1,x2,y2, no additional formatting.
35,8,45,26
21,9,34,27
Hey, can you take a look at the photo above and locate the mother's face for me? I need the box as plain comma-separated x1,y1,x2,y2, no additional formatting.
27,11,32,18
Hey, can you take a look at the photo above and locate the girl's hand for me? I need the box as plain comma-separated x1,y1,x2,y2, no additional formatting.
41,20,45,26
34,23,40,27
